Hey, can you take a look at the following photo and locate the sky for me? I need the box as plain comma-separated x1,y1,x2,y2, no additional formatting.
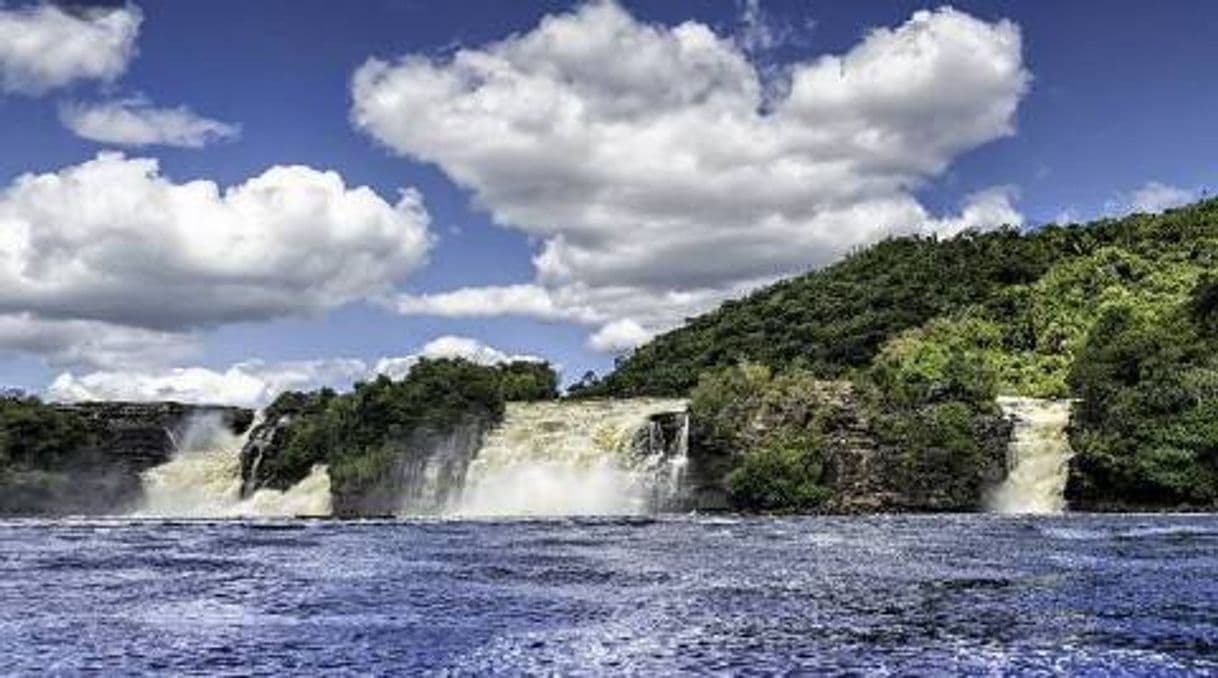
0,0,1215,406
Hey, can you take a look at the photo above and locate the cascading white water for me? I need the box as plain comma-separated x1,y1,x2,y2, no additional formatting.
451,398,688,517
986,396,1075,514
134,412,331,518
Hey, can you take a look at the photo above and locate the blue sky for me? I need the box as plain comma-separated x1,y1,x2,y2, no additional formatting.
0,0,1215,404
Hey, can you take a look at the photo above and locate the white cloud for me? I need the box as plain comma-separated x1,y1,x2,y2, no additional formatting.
0,152,432,332
392,281,757,353
1126,181,1195,214
47,358,369,409
1053,208,1081,225
419,335,542,364
737,0,793,54
929,186,1023,237
588,318,652,353
0,3,140,95
352,2,1029,352
391,283,600,323
373,335,542,380
0,312,197,370
47,336,541,407
61,98,240,147
1056,181,1197,225
0,152,432,369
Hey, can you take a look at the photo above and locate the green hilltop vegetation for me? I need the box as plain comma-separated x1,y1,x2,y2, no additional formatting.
581,198,1218,510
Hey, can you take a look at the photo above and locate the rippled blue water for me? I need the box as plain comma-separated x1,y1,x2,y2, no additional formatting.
1,515,1216,675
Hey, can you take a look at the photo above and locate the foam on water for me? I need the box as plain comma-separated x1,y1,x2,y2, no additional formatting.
452,399,688,517
987,397,1075,514
134,413,331,518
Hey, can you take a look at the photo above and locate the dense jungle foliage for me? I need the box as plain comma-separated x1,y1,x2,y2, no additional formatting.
688,364,837,511
1066,276,1218,508
598,198,1218,509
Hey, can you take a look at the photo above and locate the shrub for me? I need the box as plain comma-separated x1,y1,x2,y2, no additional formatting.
0,397,93,471
1067,298,1218,506
725,433,832,511
689,363,837,511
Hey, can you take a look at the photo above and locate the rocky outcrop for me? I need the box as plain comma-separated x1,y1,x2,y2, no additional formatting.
58,401,254,470
333,415,494,517
2,401,253,516
853,411,1011,513
681,382,1013,513
639,411,695,511
239,411,296,498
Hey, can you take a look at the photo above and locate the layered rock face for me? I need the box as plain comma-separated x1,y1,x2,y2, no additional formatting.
58,402,254,469
681,382,1012,513
334,416,494,517
238,409,298,498
1,402,253,516
643,411,693,512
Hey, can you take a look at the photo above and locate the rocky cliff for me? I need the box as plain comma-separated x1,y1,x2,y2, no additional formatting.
58,401,254,469
334,416,494,516
1,401,253,516
681,381,1013,513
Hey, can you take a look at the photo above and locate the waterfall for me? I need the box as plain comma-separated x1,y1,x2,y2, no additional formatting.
986,397,1075,514
450,398,688,517
134,412,331,518
395,421,487,515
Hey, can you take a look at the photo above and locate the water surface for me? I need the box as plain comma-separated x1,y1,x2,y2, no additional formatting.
1,515,1215,674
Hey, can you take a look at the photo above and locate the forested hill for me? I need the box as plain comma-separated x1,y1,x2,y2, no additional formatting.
582,198,1218,400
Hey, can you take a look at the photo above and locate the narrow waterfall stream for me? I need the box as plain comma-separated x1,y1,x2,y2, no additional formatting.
451,399,689,517
986,397,1075,514
134,413,331,518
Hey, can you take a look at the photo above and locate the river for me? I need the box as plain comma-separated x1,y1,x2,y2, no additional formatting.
1,514,1215,674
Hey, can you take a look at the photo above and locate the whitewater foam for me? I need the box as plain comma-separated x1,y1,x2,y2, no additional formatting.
986,397,1074,514
134,412,331,518
452,399,688,517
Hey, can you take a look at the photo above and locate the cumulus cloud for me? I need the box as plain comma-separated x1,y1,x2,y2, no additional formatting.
0,152,432,331
391,284,599,323
390,280,755,353
929,186,1024,237
588,319,652,354
47,358,369,409
352,2,1029,352
46,336,542,407
60,98,240,147
373,335,543,380
0,152,432,368
0,312,197,370
1125,181,1195,214
0,3,140,95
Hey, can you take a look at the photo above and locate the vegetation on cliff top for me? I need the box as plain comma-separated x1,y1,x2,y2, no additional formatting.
688,364,836,511
0,395,94,473
0,395,119,515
